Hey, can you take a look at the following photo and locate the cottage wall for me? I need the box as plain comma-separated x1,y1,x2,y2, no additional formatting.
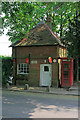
12,45,67,87
14,46,57,59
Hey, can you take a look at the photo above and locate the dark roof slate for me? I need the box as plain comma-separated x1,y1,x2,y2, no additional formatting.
10,21,63,47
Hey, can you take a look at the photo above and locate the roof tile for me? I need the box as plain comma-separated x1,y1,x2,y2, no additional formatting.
10,22,63,47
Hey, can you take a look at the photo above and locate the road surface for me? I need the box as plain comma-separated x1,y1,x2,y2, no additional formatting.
2,90,78,118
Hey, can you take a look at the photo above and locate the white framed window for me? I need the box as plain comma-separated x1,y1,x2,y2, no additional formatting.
17,63,29,74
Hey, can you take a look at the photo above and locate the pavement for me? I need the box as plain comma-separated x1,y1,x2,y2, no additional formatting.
3,84,80,96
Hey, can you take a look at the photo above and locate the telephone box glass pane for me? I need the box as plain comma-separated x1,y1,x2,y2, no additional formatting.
63,71,69,78
63,63,69,70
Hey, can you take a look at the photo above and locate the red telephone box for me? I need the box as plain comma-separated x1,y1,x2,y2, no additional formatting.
61,58,73,87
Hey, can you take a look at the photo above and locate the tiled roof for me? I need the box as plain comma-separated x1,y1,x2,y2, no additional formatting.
10,21,63,47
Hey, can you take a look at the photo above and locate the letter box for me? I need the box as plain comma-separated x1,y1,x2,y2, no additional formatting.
61,58,73,87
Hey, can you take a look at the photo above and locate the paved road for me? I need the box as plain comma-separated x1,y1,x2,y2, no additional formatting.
2,90,78,118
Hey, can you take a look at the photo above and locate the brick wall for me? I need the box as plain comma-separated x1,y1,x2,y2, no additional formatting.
29,64,40,86
52,63,58,87
14,46,57,59
12,46,60,87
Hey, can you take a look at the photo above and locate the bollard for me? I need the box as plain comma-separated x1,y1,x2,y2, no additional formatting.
24,84,29,90
46,86,50,92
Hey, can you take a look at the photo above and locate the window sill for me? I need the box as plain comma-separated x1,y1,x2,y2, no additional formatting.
17,73,29,75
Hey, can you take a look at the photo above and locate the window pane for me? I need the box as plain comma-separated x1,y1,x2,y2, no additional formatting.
18,64,20,73
24,68,26,73
17,63,29,74
24,70,26,73
44,66,49,72
21,64,23,68
19,64,20,68
63,71,69,78
18,70,21,73
24,64,26,68
27,67,29,73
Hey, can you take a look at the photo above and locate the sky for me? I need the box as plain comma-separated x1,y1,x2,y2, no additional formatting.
0,29,12,56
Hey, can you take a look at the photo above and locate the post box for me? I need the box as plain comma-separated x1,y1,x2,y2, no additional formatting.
61,58,73,87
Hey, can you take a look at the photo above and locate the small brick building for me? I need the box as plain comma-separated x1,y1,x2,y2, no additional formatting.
10,21,68,87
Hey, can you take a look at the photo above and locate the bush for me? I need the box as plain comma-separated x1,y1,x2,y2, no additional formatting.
1,56,13,86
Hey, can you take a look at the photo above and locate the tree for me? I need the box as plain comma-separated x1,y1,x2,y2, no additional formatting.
1,2,78,43
1,2,35,43
61,9,80,81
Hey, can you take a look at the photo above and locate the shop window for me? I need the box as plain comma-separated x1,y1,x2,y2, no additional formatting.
17,63,29,74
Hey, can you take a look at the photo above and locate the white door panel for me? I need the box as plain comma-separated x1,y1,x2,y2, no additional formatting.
40,64,52,86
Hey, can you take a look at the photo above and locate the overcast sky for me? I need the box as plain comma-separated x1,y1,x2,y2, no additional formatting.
0,29,12,56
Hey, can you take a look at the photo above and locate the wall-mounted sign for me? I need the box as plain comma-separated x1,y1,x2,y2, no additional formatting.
48,56,53,64
53,59,57,63
44,60,46,63
26,58,29,64
62,59,70,61
31,60,37,64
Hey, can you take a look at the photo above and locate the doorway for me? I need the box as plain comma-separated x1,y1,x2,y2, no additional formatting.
40,64,52,86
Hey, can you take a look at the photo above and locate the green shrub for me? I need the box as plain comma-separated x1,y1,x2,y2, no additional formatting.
1,56,13,86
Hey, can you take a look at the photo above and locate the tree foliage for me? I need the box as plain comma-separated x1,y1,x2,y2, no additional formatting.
61,4,80,59
1,2,79,43
61,8,80,81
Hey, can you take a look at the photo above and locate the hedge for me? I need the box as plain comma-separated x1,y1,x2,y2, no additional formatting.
0,56,13,86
